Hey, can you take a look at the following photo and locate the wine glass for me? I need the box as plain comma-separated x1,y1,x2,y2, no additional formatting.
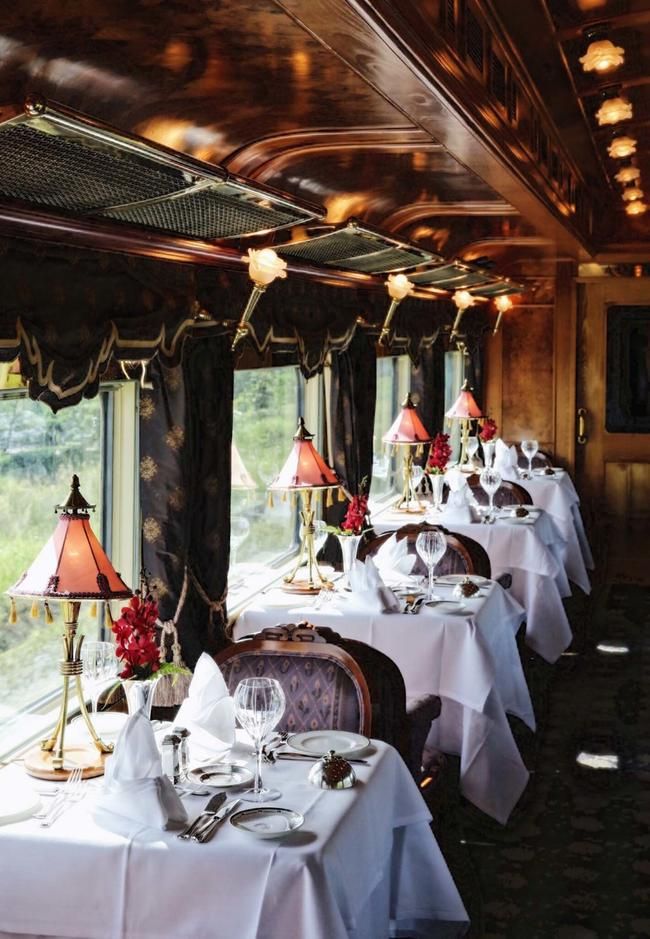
81,641,118,714
466,436,480,466
479,467,502,521
234,677,286,803
230,516,250,567
521,439,539,478
415,530,447,601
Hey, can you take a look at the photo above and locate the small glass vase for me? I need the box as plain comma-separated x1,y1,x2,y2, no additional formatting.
430,473,445,513
482,440,496,468
337,534,362,590
123,676,160,720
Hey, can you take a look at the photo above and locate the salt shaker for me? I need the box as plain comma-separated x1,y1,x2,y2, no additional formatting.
161,733,182,784
171,725,191,779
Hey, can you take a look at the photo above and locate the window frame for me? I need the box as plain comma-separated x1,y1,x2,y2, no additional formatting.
0,380,139,762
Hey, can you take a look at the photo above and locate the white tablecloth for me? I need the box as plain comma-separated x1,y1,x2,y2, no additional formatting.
0,742,468,939
503,470,593,592
373,509,573,664
236,581,531,824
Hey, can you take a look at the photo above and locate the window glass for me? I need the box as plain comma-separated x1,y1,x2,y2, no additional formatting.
0,395,104,747
230,366,302,593
371,356,410,503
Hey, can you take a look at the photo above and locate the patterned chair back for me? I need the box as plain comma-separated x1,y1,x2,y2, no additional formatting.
359,523,478,577
215,632,371,736
515,449,552,469
466,474,532,507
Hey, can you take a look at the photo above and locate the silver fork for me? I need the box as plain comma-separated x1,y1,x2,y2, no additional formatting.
39,768,84,827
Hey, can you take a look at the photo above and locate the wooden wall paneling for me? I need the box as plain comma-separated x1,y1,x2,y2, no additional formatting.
553,260,578,470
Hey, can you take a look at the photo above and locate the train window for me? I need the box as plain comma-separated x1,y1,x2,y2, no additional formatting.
229,365,304,596
0,386,133,760
370,355,411,506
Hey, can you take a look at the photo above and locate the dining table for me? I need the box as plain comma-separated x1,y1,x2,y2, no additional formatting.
236,578,532,825
373,505,573,664
501,468,594,593
0,736,469,939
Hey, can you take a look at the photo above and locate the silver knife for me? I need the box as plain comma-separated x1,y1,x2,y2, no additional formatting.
177,792,227,840
275,753,369,765
192,798,241,843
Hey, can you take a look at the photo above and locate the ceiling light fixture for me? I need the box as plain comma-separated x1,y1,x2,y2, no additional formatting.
450,289,475,341
596,95,633,126
608,135,637,159
625,201,647,216
493,295,514,335
622,186,644,202
615,164,641,184
580,38,625,73
379,274,415,346
231,248,287,350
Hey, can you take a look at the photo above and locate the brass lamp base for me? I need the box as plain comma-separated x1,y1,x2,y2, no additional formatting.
23,744,109,781
393,499,426,514
281,578,323,595
281,488,333,594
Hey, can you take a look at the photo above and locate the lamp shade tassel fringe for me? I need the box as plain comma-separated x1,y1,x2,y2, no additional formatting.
8,597,17,624
30,599,39,619
44,601,54,624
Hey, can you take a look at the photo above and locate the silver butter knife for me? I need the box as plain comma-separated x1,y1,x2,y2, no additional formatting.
177,792,227,840
193,798,241,843
276,753,369,765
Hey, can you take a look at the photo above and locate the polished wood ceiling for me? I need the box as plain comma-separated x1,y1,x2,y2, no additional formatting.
0,0,647,289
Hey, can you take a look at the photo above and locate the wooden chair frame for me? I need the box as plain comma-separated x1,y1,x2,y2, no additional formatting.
359,522,476,573
465,474,532,506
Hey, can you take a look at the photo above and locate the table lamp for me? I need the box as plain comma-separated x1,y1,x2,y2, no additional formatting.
7,475,132,779
382,392,433,512
268,418,342,593
445,380,483,468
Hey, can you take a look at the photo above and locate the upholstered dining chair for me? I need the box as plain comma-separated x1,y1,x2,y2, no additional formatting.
359,522,485,578
215,628,372,737
515,449,552,470
218,623,442,783
466,473,532,507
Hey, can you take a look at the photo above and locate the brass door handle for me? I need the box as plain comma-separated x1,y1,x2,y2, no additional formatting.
577,408,587,445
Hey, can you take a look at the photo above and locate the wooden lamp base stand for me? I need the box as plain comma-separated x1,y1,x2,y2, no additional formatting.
23,744,109,781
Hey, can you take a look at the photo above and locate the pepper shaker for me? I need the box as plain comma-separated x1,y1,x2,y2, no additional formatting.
161,733,182,784
171,725,191,779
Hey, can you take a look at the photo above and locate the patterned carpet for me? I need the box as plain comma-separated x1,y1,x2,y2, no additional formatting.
432,583,650,938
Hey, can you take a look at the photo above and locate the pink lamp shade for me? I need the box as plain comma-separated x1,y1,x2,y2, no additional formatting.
8,476,131,600
269,418,340,491
382,392,432,445
445,380,483,420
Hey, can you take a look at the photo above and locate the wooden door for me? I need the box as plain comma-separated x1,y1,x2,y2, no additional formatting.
576,277,650,584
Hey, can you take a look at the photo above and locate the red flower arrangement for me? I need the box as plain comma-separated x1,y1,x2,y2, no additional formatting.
479,418,498,442
111,592,161,680
327,477,370,536
427,433,452,475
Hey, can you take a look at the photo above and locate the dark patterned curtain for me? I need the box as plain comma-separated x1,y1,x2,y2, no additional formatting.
411,339,446,446
140,332,233,668
320,331,377,561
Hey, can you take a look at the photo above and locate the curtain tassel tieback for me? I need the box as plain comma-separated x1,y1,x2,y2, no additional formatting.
155,567,191,708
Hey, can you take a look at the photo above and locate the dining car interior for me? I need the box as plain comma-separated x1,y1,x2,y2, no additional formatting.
1,1,650,937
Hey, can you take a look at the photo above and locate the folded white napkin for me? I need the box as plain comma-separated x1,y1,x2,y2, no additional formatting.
174,653,235,751
437,469,477,522
94,712,188,831
494,439,518,477
374,533,416,577
347,558,401,613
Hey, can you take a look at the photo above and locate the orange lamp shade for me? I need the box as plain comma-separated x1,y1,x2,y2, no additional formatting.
8,475,131,600
269,418,340,491
382,392,432,445
445,381,483,419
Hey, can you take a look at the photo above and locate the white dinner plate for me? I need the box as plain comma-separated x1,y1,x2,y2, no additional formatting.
287,730,370,757
230,806,304,839
70,712,128,744
424,600,470,615
533,467,564,477
188,762,253,788
0,775,41,826
434,574,490,586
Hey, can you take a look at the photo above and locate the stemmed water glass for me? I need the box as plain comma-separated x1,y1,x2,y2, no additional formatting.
479,467,502,521
415,530,447,601
466,436,480,466
234,677,286,803
520,439,539,479
81,641,119,714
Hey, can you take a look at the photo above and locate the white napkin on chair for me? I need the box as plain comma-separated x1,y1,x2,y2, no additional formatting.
347,557,401,613
373,533,416,578
494,439,518,478
94,712,188,831
174,653,236,752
